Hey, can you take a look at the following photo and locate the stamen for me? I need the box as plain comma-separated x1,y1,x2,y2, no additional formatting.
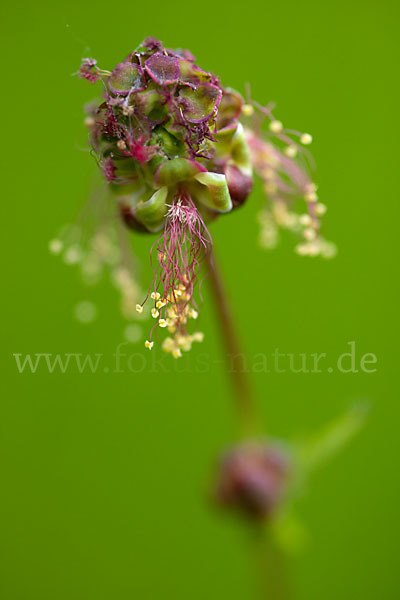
139,193,210,355
300,133,313,145
269,120,283,133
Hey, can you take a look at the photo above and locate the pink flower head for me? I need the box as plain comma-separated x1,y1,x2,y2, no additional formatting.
77,37,333,356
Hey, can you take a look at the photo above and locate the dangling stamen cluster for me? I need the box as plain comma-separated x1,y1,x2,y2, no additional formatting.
242,101,336,258
49,189,143,325
136,193,211,357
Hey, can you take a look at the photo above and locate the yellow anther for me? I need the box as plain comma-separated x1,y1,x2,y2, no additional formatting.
151,308,159,319
262,168,275,181
84,116,95,128
49,239,63,255
265,183,277,195
242,104,254,116
162,337,174,352
144,340,154,350
191,332,204,343
156,299,166,309
295,243,309,256
284,144,297,158
307,243,320,256
159,319,168,328
176,335,192,351
315,203,327,216
136,304,143,314
305,192,318,203
269,120,283,133
299,214,312,226
172,348,182,359
151,292,161,300
122,105,134,116
189,308,198,319
304,228,317,241
300,133,312,145
174,289,183,297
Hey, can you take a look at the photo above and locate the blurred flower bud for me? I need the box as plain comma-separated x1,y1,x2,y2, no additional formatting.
215,442,290,519
225,164,254,207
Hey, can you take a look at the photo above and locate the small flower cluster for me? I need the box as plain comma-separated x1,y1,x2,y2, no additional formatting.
243,104,336,258
49,191,143,325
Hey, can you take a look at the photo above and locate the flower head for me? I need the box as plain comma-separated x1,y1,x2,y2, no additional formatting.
78,37,334,354
79,37,254,353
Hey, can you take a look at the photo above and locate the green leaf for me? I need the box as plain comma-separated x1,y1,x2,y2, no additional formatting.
296,403,370,476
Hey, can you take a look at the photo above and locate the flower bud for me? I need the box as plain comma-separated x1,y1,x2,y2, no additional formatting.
215,442,290,519
225,164,254,207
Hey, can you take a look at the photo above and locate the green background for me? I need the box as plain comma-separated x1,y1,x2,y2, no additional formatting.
2,0,399,598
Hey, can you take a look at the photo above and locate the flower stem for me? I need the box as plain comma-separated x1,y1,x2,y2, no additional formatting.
207,249,293,599
254,525,294,600
206,248,257,437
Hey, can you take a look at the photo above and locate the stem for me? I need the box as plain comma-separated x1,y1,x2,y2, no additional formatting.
205,248,256,436
254,525,294,600
206,249,293,599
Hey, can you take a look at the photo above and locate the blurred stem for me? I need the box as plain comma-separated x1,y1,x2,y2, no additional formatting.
206,249,293,599
254,525,294,600
206,248,257,437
